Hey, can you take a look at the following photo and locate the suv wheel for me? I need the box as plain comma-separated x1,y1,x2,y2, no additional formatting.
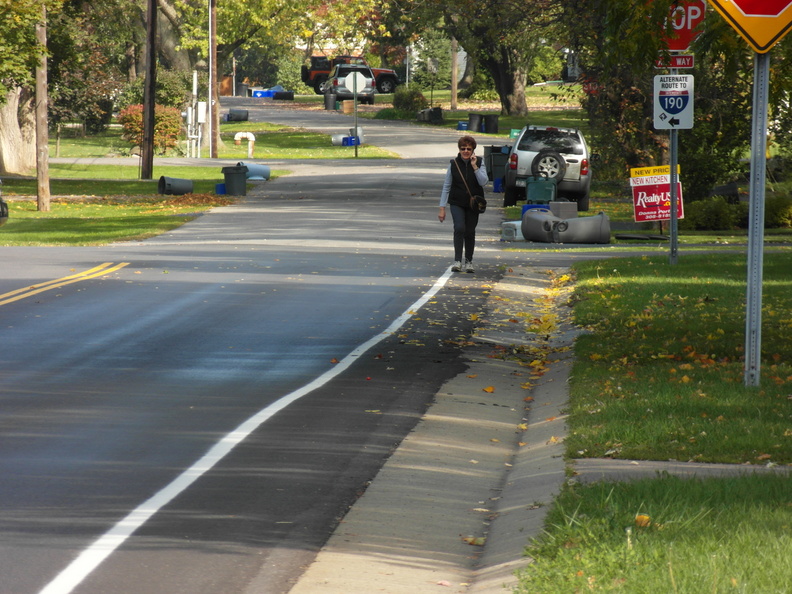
314,76,327,95
531,149,567,180
377,77,396,94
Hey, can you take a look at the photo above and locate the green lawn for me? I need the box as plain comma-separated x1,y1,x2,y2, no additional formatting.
515,251,792,592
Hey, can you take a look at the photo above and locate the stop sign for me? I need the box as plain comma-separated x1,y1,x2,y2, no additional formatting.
665,0,707,51
732,0,790,16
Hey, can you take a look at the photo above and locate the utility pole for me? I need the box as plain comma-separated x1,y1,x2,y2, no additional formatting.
35,6,50,212
209,0,218,158
450,37,458,111
141,0,157,180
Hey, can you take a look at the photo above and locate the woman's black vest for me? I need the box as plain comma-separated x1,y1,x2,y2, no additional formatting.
448,155,484,209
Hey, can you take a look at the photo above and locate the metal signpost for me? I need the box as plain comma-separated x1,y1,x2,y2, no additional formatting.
344,71,366,158
653,74,694,265
707,0,792,386
654,0,703,265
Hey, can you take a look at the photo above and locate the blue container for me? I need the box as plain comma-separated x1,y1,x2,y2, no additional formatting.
522,203,549,216
342,136,360,146
215,183,226,195
457,121,469,130
493,178,504,193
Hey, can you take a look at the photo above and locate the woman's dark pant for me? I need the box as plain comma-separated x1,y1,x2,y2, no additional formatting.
450,204,479,262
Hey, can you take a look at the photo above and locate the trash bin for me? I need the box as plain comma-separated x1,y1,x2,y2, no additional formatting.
467,113,483,133
158,176,194,196
0,197,8,227
228,109,248,121
484,145,509,181
324,93,337,110
483,114,499,134
236,83,249,97
273,91,294,101
526,175,557,203
221,165,248,196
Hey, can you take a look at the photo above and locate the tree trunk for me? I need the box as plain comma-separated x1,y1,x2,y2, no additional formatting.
481,49,529,116
0,88,36,175
36,10,51,212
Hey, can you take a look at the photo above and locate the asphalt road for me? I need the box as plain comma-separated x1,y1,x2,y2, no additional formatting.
0,105,515,594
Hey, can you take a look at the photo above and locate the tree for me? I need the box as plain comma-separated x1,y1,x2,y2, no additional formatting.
393,0,560,116
0,0,64,175
559,0,790,197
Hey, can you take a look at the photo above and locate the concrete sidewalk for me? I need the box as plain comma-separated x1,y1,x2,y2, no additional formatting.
287,263,792,594
288,265,578,594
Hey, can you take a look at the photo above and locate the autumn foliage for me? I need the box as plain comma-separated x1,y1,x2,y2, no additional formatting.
117,104,183,153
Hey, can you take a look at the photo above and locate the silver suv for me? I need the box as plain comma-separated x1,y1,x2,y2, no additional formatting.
325,64,376,105
503,125,592,211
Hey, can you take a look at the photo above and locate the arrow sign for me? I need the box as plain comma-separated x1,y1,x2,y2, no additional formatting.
654,75,694,129
709,0,792,52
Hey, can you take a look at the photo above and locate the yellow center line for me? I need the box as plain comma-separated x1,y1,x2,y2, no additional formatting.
0,262,130,307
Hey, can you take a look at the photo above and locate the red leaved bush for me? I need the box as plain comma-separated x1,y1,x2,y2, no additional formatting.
117,104,183,153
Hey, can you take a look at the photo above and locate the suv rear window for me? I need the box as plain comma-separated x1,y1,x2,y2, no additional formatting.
517,129,583,155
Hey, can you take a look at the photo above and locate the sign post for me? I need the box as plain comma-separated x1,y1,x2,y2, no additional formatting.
344,71,366,158
708,0,792,386
654,74,693,263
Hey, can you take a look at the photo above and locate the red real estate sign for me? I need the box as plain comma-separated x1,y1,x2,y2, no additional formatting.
630,166,685,223
709,0,792,52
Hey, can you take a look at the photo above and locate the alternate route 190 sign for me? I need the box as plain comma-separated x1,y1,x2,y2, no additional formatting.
654,74,694,129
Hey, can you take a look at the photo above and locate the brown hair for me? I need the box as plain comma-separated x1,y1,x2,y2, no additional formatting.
458,135,477,150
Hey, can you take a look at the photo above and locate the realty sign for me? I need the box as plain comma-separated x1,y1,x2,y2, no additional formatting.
630,165,685,222
708,0,792,52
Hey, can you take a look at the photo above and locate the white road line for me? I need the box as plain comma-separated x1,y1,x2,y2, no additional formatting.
39,266,455,594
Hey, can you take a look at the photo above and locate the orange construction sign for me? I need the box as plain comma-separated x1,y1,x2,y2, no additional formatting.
708,0,792,52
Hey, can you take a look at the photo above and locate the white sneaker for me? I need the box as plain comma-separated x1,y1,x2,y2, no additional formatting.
451,261,462,272
464,259,474,273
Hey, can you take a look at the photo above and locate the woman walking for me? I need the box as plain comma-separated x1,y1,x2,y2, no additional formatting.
438,135,488,273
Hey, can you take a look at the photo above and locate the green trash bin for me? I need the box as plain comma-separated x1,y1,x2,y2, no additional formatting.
222,165,248,196
526,175,557,204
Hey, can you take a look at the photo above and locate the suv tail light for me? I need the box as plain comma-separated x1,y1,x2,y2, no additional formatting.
580,158,589,176
508,153,518,170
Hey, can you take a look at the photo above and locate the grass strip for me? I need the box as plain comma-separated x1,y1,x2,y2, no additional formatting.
567,252,792,465
518,474,792,593
0,194,235,246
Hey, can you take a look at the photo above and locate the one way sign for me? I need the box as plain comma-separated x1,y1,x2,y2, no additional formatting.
654,74,694,129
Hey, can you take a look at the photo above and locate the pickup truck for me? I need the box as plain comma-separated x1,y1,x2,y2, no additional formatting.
301,55,401,95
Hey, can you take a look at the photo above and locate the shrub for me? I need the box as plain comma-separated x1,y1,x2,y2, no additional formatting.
373,108,415,121
765,194,792,228
679,196,738,231
116,69,195,111
117,104,183,154
393,86,428,112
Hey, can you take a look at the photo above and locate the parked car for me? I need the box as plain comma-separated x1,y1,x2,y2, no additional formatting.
302,55,400,95
503,125,593,211
325,64,376,105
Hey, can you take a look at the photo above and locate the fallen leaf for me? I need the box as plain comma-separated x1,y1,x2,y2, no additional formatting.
483,386,495,393
330,358,339,364
462,536,486,546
